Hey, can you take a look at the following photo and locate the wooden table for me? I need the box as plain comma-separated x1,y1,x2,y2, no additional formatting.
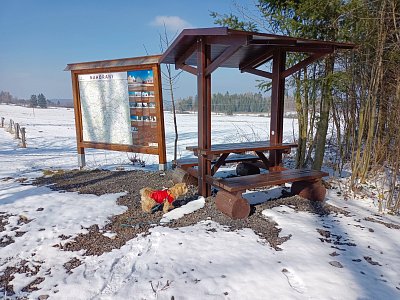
173,140,328,219
186,140,298,174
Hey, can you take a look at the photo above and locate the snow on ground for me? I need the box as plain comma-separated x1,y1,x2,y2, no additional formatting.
1,104,400,299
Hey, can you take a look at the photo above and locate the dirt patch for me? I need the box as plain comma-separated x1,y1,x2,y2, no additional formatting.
34,169,347,255
0,212,11,233
63,257,82,274
0,260,42,296
364,217,400,229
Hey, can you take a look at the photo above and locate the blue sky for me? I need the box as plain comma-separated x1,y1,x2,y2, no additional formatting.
0,0,261,100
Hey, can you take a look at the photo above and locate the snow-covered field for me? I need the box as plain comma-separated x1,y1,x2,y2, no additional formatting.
1,104,400,299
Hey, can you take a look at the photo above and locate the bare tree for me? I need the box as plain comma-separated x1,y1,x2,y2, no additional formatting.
159,25,182,166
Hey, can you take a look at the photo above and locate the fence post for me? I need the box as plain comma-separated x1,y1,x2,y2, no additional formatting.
9,119,14,133
20,127,26,148
1,117,4,128
15,123,20,139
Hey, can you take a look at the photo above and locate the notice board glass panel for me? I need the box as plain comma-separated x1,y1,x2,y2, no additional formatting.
77,68,161,148
78,72,132,145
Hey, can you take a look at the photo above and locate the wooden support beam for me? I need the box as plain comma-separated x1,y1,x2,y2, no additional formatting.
239,49,274,71
205,43,242,76
71,71,86,168
197,37,212,197
179,64,197,75
153,64,167,167
242,68,273,79
211,153,229,175
175,42,197,70
281,52,327,78
269,50,286,170
280,46,333,53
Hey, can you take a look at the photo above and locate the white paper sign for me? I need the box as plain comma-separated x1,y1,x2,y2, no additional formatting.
78,72,132,145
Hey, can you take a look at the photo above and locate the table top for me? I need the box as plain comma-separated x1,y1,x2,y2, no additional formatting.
186,140,298,155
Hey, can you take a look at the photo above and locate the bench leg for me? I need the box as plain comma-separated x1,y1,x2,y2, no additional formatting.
291,180,326,202
215,190,250,219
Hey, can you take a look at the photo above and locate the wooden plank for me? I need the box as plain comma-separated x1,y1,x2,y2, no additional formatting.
153,64,167,165
174,154,261,168
212,169,328,193
80,141,159,155
130,108,157,117
179,64,197,75
205,43,242,76
176,42,198,69
69,63,159,75
211,153,229,175
239,48,274,70
241,68,273,79
71,71,85,156
188,141,298,155
128,97,156,103
127,85,155,92
255,151,270,169
281,52,326,78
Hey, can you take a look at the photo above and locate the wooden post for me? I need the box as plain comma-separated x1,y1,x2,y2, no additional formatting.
153,64,167,171
197,37,212,197
71,71,86,169
1,117,4,128
9,119,13,133
269,50,286,171
15,123,20,139
20,127,26,148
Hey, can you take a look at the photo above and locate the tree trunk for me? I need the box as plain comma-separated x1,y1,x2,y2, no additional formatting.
312,55,335,171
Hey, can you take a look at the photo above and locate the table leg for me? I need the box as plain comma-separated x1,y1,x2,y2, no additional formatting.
211,153,229,175
255,151,270,169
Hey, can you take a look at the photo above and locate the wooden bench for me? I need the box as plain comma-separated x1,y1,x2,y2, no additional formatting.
208,169,328,219
209,169,328,193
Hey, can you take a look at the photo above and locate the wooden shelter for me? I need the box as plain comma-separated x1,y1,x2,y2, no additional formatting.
160,27,354,218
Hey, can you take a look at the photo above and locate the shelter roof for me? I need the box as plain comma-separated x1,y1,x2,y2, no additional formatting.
160,27,354,70
65,55,161,71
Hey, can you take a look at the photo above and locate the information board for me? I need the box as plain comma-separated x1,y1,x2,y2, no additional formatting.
66,56,166,169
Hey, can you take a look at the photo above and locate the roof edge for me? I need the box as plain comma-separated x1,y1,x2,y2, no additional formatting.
64,54,162,71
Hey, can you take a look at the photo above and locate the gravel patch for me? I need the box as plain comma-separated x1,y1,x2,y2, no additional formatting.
34,169,347,255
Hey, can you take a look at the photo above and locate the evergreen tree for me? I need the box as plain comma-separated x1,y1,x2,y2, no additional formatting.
30,95,38,108
37,93,47,108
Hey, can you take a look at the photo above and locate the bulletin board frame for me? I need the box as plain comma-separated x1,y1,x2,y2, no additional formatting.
65,55,167,170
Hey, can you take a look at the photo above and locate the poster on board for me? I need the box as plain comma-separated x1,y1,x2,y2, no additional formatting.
78,69,159,147
78,72,132,145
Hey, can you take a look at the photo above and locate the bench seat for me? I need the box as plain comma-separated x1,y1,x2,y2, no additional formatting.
209,169,328,193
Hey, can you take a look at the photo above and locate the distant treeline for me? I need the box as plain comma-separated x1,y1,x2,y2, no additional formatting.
176,92,295,114
0,90,73,108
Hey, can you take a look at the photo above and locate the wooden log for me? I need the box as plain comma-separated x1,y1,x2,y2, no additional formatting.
236,162,260,176
20,127,26,148
291,180,326,202
172,167,198,186
215,190,250,219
